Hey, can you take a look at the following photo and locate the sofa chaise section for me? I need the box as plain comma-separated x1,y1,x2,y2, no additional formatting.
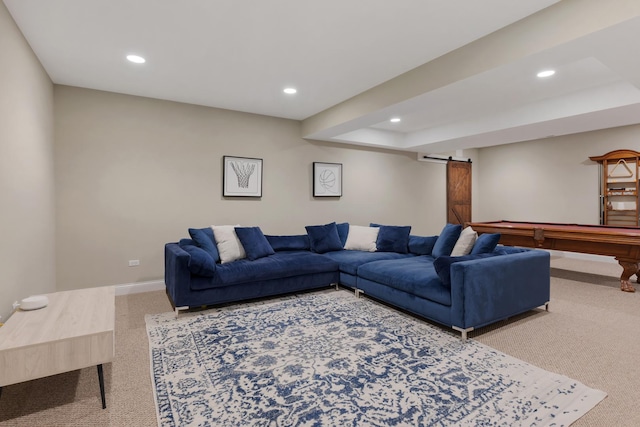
355,248,551,340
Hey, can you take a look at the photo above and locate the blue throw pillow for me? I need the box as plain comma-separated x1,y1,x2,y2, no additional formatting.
234,227,275,260
471,233,502,254
336,222,349,247
433,253,498,288
188,227,220,263
408,235,438,255
179,242,216,277
265,235,310,251
432,223,463,257
373,225,411,253
305,222,343,253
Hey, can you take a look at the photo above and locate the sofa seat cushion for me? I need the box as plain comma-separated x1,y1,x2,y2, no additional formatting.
321,250,414,275
357,257,451,306
190,251,339,291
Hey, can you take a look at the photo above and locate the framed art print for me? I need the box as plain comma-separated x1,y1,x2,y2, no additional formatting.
313,162,342,197
223,156,263,197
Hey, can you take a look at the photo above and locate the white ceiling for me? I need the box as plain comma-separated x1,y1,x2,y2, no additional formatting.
5,0,640,154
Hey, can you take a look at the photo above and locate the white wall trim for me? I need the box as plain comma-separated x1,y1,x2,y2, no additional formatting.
115,280,165,296
544,249,616,264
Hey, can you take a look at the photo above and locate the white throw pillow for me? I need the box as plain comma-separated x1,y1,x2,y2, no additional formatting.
211,225,246,263
450,226,477,256
344,225,379,252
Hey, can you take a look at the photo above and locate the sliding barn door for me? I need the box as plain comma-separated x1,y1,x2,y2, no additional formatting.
446,161,472,225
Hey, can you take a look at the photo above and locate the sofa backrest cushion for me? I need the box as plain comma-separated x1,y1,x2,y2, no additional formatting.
408,235,438,255
179,241,216,277
266,234,310,251
305,222,344,253
470,233,501,254
433,253,499,287
370,224,412,254
432,223,463,257
344,225,379,252
188,227,220,263
235,227,275,261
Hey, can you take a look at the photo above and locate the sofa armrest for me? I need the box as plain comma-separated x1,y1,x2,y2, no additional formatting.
449,250,550,330
164,243,192,308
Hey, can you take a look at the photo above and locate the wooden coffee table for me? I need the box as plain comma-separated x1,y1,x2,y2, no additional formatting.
0,286,115,408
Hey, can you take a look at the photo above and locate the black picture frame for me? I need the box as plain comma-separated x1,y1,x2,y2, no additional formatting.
223,156,263,197
313,162,342,197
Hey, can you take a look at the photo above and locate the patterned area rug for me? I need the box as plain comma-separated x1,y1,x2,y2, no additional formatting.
146,291,606,426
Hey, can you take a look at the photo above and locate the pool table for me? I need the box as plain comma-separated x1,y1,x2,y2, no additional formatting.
467,220,640,293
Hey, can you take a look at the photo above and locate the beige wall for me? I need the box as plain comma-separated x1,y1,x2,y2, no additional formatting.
0,3,55,321
476,124,640,224
54,86,448,290
8,0,640,305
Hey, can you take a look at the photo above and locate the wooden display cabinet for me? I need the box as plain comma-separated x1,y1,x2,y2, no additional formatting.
590,150,640,227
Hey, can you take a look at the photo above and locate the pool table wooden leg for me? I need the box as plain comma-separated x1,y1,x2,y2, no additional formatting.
617,260,637,293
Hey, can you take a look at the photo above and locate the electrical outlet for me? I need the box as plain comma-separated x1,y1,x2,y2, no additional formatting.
128,260,140,267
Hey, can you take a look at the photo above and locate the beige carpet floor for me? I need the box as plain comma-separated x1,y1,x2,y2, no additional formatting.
0,256,638,426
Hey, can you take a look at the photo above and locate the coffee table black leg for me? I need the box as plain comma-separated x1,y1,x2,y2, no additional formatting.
97,364,106,409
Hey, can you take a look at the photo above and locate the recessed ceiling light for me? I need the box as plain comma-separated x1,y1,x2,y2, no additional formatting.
537,69,555,78
390,117,401,123
283,88,297,94
126,54,146,64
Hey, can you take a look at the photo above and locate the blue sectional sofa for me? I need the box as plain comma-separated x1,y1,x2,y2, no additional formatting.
164,222,550,339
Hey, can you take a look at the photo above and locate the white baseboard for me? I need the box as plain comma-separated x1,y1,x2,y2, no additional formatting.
544,249,616,264
115,280,165,296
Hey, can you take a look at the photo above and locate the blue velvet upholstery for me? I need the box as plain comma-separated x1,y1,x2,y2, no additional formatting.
178,242,216,277
433,253,499,288
336,222,349,247
471,233,501,254
447,250,550,329
357,277,453,327
188,227,220,263
358,257,451,306
166,224,551,339
356,249,550,333
372,225,411,253
305,222,343,253
179,238,196,246
408,235,437,255
431,223,462,257
235,227,275,260
266,234,310,251
189,251,339,291
321,250,414,275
